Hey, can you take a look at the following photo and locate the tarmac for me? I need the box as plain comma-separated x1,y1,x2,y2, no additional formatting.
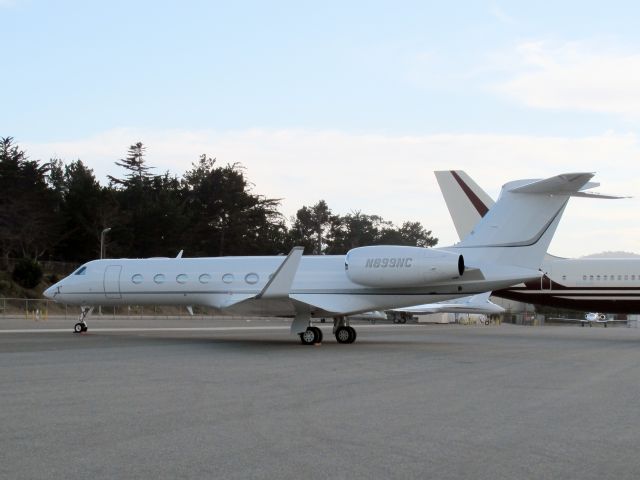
2,316,640,480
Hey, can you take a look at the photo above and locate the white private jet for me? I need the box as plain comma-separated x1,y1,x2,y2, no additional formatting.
392,292,504,316
45,172,599,345
382,292,503,323
435,170,637,314
550,312,626,327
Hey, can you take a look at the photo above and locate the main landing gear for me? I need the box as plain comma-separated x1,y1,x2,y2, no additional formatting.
297,316,357,345
333,316,356,344
73,306,93,333
299,326,323,345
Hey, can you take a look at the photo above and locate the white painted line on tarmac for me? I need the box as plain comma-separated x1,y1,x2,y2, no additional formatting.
0,326,290,333
0,324,428,334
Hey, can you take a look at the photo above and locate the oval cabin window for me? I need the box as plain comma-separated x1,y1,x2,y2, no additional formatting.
176,274,188,284
245,273,259,285
132,274,143,284
222,273,234,284
199,274,212,284
154,274,165,284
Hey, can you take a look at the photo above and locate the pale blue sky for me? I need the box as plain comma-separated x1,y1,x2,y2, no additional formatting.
2,1,640,255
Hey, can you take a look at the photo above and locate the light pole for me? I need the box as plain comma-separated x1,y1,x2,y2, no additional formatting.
99,227,111,316
100,227,111,259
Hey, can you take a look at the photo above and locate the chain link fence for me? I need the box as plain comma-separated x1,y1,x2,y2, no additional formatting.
0,298,220,320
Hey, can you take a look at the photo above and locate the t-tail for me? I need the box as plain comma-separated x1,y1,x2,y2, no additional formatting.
446,173,597,271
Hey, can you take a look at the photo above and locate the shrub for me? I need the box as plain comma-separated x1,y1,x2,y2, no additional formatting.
12,258,43,289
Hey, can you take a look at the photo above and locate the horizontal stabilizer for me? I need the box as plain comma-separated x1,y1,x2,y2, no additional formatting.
509,173,595,194
256,247,304,299
572,191,630,199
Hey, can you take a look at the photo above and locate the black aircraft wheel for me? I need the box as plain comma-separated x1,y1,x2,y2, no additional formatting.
310,326,323,343
335,326,351,344
81,324,88,332
300,327,321,345
346,326,357,344
335,326,356,344
73,323,84,333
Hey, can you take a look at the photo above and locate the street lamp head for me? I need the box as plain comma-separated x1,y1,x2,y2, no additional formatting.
100,227,112,259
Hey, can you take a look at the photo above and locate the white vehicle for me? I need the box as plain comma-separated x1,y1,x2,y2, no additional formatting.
45,172,598,345
435,170,638,314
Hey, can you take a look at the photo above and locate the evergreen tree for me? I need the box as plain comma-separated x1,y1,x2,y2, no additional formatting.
54,160,116,262
183,155,287,256
0,137,59,261
107,142,154,188
290,200,332,254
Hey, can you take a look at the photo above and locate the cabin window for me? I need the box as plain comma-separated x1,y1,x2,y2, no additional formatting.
245,273,259,285
154,274,165,284
562,275,566,281
176,274,188,284
618,275,622,281
625,275,629,281
132,274,143,284
222,273,234,284
589,275,594,280
74,266,87,275
582,275,587,281
632,275,636,281
199,274,211,284
596,275,601,281
604,275,608,280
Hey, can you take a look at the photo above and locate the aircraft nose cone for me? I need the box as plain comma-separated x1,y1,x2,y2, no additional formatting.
44,285,58,300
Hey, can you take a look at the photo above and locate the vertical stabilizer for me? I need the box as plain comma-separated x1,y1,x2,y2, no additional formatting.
435,170,494,240
449,173,594,270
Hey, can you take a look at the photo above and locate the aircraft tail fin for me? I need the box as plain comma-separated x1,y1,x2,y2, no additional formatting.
435,170,494,240
436,170,627,241
450,173,594,270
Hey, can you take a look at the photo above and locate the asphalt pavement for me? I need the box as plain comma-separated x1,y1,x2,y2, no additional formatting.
2,317,639,480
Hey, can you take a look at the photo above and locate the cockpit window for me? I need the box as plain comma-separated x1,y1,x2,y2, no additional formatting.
74,266,87,275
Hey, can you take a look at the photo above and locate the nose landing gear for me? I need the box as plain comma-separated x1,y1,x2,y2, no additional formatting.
73,306,93,333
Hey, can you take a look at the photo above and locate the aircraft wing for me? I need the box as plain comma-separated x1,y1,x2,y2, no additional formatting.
222,247,304,309
218,247,381,320
391,292,505,315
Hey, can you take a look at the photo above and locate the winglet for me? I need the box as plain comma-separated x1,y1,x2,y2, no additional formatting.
256,247,304,299
176,250,184,259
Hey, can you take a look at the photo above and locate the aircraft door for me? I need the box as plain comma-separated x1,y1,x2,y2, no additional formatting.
104,265,122,299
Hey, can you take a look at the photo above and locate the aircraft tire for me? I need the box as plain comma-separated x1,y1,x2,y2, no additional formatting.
346,326,357,343
335,326,351,344
300,327,321,345
310,326,323,343
74,323,84,333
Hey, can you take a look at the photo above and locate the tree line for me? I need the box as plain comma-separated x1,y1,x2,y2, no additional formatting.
0,136,437,266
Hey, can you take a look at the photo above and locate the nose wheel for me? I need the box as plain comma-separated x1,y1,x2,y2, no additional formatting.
74,322,88,333
73,307,93,333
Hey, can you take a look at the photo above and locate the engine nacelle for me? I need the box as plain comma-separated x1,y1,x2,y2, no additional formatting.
345,245,464,288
